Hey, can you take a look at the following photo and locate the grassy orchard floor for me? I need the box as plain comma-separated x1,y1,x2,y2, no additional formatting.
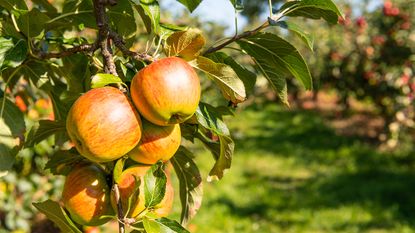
173,103,415,233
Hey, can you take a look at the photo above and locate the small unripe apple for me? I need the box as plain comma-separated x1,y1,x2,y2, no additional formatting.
66,87,142,163
62,165,114,226
112,165,174,218
130,57,201,126
129,119,181,164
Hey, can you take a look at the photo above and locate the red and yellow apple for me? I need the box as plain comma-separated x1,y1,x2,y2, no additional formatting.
130,57,201,126
66,87,142,163
62,165,114,226
128,119,181,165
112,165,174,218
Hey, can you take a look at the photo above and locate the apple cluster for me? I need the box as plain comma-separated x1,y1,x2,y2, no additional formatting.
61,57,201,225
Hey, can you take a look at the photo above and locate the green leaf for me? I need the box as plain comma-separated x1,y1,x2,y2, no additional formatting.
44,149,86,176
48,90,72,121
207,52,256,95
144,162,167,208
279,0,342,25
31,0,58,14
176,0,202,13
271,20,314,51
113,156,127,184
17,8,50,38
33,200,82,233
171,146,203,225
60,0,95,29
0,0,27,11
25,120,66,147
125,177,141,217
90,73,124,89
0,19,24,39
196,132,234,182
0,37,14,69
108,0,137,38
0,97,25,172
165,29,206,60
132,0,160,35
159,23,188,38
0,37,27,70
190,56,246,104
196,103,230,135
60,54,89,93
143,217,189,233
195,102,234,181
237,32,312,105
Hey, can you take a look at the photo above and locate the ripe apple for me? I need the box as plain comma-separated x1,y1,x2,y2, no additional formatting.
112,165,174,218
130,57,201,126
62,165,114,226
66,87,142,163
128,119,181,164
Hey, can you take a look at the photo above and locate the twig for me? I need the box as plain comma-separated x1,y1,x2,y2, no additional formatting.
38,43,98,59
109,31,153,63
203,21,269,55
112,184,125,233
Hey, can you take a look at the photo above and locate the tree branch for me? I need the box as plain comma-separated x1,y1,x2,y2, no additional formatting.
203,21,269,55
93,0,118,75
112,184,125,233
109,31,153,63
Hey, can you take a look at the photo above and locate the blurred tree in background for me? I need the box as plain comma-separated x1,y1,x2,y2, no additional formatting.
314,0,414,148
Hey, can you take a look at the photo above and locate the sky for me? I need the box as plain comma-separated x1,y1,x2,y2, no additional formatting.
160,0,384,35
160,0,247,35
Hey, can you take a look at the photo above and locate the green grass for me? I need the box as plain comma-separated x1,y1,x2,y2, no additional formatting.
175,104,415,233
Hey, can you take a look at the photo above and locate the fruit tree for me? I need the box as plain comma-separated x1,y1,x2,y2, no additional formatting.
0,0,341,232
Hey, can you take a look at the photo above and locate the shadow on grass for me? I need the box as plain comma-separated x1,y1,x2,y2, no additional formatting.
216,104,415,231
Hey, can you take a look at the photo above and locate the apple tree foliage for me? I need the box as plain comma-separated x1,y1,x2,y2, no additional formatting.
0,0,341,232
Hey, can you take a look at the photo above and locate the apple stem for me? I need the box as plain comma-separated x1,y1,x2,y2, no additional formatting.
112,183,126,233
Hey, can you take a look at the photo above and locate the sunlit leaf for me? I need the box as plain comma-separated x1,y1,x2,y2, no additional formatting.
90,73,124,89
207,52,256,95
190,56,246,104
144,162,167,208
113,156,127,184
165,29,206,60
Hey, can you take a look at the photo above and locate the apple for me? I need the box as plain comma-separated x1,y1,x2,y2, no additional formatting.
128,119,181,165
66,87,142,163
62,165,114,226
112,165,174,218
130,57,201,126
